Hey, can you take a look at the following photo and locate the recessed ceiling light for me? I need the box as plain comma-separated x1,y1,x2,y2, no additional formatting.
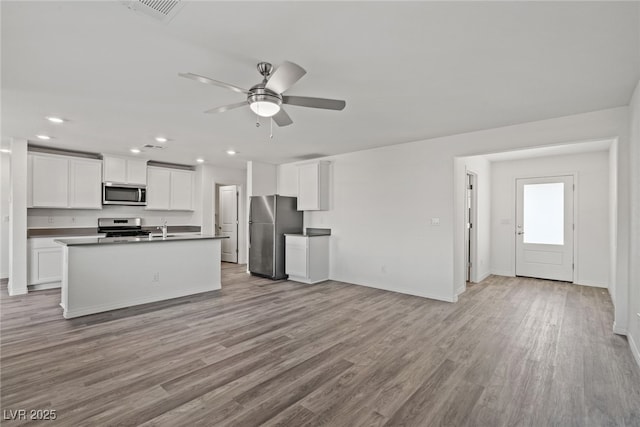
130,148,141,154
226,150,236,156
46,116,65,124
155,137,168,143
196,158,205,163
36,134,51,140
0,149,11,154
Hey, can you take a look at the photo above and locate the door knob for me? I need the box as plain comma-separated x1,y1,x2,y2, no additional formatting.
517,231,524,235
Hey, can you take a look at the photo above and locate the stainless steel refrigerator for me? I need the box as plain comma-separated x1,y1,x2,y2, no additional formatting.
249,195,303,280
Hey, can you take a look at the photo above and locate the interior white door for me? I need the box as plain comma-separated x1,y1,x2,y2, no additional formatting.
516,175,574,282
219,185,238,263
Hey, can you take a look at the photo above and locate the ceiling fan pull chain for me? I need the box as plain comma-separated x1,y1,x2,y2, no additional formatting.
256,114,260,128
270,118,274,139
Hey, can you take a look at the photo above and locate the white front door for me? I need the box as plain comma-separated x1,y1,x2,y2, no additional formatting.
219,185,238,263
516,175,574,282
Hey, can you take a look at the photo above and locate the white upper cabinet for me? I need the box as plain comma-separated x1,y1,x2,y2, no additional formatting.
102,155,147,185
31,154,69,208
297,161,330,211
146,166,194,211
146,167,171,210
29,153,102,209
69,158,102,209
126,159,148,185
170,170,193,211
103,156,126,183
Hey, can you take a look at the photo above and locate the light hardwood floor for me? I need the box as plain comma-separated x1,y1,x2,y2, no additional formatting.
1,266,639,426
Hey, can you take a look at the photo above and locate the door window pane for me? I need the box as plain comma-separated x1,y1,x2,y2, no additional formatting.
523,183,564,245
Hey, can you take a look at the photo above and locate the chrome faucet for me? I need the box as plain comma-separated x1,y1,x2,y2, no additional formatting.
157,221,168,238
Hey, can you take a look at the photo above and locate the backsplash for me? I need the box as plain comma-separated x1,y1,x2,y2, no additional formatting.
28,206,199,228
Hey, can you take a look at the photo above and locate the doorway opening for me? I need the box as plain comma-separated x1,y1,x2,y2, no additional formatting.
465,172,477,284
216,184,239,263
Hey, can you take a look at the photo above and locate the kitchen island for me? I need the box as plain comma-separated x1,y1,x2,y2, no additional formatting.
55,235,227,319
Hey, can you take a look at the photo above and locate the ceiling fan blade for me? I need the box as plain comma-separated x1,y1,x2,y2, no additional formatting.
272,109,293,127
179,72,250,95
204,101,248,114
265,61,306,94
283,96,346,111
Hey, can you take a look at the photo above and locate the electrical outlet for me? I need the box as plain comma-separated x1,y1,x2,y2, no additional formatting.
152,272,160,282
431,217,440,226
71,217,76,224
47,216,54,224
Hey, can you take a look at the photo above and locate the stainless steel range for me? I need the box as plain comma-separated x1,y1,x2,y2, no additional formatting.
98,218,150,238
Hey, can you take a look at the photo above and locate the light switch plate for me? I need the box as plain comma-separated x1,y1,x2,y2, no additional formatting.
431,218,440,226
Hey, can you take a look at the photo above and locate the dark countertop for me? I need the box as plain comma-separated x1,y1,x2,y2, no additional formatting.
55,234,227,246
285,227,332,237
28,228,102,238
28,225,201,238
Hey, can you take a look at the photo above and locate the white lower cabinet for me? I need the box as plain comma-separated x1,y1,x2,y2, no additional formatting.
28,235,103,289
285,235,330,284
28,238,63,289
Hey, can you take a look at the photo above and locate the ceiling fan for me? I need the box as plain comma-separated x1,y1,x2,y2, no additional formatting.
179,61,346,127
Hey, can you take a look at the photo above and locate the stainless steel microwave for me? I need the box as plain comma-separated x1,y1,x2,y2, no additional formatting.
102,183,147,206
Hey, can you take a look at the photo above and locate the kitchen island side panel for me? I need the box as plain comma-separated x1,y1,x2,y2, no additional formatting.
62,239,221,318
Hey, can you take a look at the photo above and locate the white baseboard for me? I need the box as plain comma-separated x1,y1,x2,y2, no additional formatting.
7,281,28,296
287,275,329,285
456,285,466,296
491,269,515,277
613,321,627,335
29,282,61,291
572,280,607,289
334,279,458,303
474,271,491,283
629,332,640,369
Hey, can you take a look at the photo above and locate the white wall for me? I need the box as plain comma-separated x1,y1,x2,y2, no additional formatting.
628,79,640,367
0,152,10,279
277,107,630,309
490,151,610,287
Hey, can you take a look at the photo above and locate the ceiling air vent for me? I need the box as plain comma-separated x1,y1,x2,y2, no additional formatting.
142,144,166,150
121,0,185,23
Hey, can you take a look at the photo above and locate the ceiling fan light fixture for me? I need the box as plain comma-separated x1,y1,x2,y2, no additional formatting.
248,92,282,118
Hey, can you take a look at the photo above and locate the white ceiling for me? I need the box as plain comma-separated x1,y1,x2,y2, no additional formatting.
2,1,639,169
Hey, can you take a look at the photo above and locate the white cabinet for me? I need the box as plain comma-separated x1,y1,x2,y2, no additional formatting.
285,235,330,284
127,160,148,185
170,170,193,211
147,167,171,210
28,238,62,288
297,161,330,211
28,235,104,289
146,166,194,211
31,154,69,208
70,159,102,208
28,153,102,209
102,155,147,185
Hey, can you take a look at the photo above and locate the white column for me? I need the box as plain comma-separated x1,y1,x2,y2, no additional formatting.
8,138,28,295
